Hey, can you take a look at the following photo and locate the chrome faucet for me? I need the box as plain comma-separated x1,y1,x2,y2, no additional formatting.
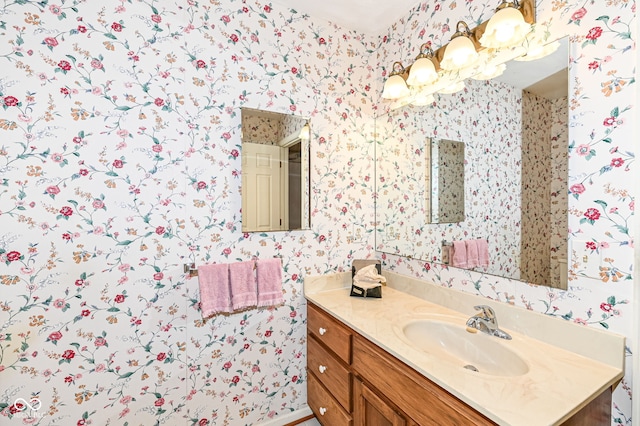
466,305,512,340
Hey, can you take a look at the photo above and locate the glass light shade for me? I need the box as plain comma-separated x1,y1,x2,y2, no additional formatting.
382,74,410,100
438,80,466,94
299,123,310,140
480,6,531,49
411,92,435,106
514,40,560,61
389,95,413,110
440,36,479,71
406,57,438,86
472,63,506,80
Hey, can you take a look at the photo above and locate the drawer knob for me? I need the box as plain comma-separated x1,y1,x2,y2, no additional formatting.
318,365,327,374
318,327,327,335
319,407,327,416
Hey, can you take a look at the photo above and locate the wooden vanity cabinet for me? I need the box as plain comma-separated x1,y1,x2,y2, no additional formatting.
306,301,611,426
352,333,495,425
353,378,413,426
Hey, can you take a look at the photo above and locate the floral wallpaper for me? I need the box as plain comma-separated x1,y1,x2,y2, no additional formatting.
521,92,569,288
431,139,465,223
0,0,635,424
377,0,635,423
0,1,376,425
549,96,569,287
241,110,306,146
242,114,283,145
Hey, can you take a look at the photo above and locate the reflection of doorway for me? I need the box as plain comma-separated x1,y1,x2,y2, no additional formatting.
287,142,302,230
242,143,285,232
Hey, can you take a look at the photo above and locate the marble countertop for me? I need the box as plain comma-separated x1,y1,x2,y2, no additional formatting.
304,272,625,426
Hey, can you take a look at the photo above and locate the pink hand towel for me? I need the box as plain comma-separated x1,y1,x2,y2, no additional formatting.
256,258,283,308
451,241,468,268
466,239,479,268
197,263,231,317
477,239,490,269
229,260,257,310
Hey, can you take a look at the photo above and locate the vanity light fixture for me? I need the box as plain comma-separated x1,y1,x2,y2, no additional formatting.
380,0,535,107
472,62,507,80
406,43,439,87
382,62,410,100
438,80,466,94
411,91,435,107
299,121,310,140
389,96,414,110
440,21,479,71
479,1,531,49
514,39,560,61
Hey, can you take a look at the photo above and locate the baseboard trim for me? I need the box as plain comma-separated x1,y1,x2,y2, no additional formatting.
257,405,314,426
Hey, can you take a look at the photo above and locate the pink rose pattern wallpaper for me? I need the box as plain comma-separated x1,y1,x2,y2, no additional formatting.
521,93,569,287
0,1,377,425
548,96,569,288
241,112,306,146
378,0,635,423
0,0,635,424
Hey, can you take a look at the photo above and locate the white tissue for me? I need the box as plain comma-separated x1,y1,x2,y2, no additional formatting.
353,264,386,289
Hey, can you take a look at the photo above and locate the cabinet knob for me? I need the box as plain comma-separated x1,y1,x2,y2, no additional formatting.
318,327,327,336
319,407,327,416
318,365,327,374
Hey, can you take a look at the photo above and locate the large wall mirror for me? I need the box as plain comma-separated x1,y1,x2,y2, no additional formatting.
241,107,311,232
376,37,569,289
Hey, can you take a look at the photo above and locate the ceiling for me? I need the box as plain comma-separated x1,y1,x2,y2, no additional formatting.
271,0,423,34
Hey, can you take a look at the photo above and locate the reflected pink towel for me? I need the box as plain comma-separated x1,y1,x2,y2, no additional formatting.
256,258,283,308
198,263,231,317
466,239,479,268
477,239,489,269
229,261,257,310
451,241,468,268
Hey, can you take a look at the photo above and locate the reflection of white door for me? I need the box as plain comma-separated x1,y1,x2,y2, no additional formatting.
242,143,284,232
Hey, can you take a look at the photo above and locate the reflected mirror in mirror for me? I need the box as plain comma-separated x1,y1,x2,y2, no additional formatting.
429,139,465,224
375,37,569,289
241,107,311,232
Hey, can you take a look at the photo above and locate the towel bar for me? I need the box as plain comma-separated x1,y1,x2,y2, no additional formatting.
183,263,198,277
184,257,283,278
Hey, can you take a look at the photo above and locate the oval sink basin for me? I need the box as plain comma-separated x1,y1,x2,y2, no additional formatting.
401,319,529,377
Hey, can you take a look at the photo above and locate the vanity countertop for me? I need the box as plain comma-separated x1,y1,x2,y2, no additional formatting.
304,272,625,426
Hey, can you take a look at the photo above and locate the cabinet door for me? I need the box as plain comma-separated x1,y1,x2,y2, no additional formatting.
354,378,406,426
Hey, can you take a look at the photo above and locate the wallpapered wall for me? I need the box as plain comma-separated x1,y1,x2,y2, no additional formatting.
241,112,306,145
378,0,636,423
521,93,569,287
0,1,376,425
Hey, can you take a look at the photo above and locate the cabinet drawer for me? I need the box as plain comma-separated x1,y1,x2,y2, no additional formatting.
308,335,352,411
307,302,352,364
308,371,353,426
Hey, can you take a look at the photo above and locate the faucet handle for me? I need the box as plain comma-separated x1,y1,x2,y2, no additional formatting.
473,305,496,322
